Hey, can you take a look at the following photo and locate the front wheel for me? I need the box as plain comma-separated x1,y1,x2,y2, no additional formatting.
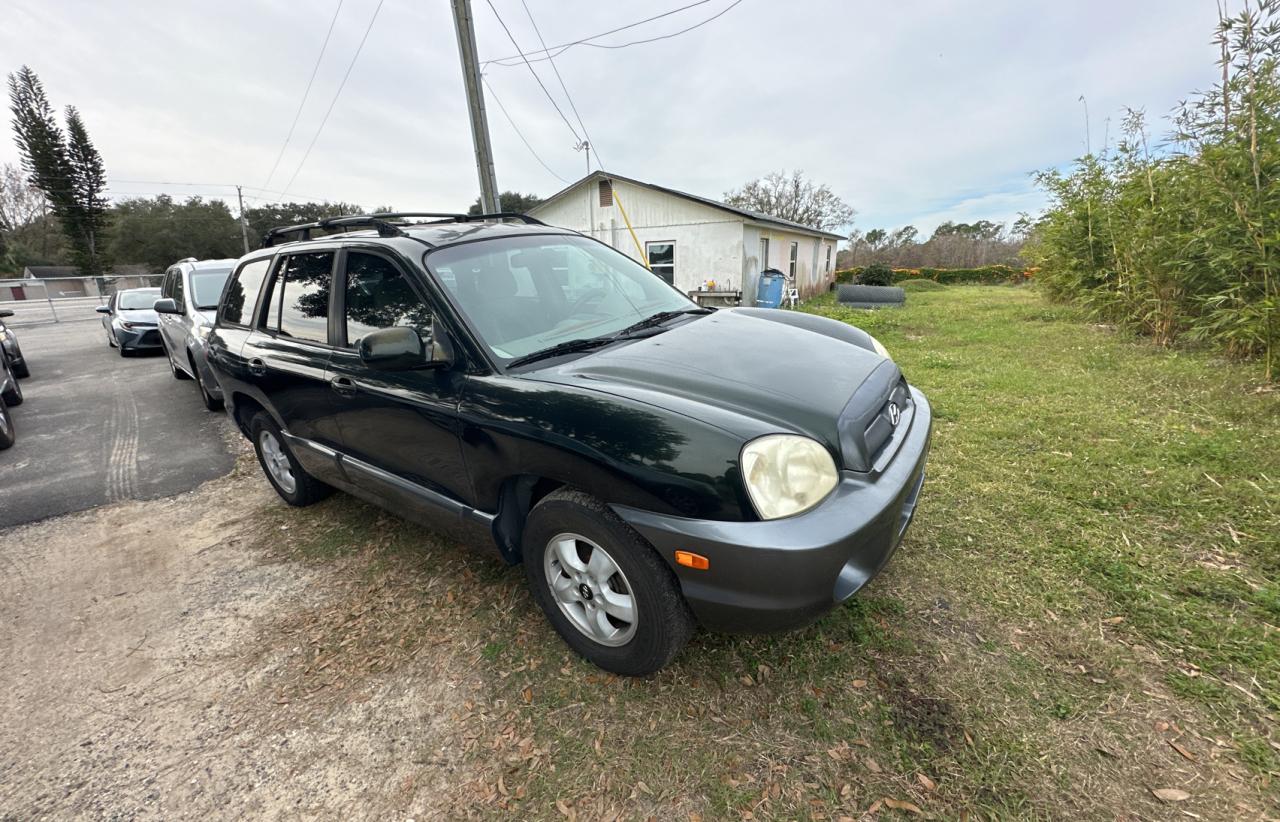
249,411,332,506
191,355,222,411
523,490,694,676
1,358,21,407
11,347,29,379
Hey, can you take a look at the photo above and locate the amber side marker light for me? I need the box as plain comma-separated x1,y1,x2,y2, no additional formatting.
674,551,710,570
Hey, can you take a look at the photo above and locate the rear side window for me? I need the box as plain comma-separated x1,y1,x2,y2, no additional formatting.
221,259,271,326
172,271,185,307
277,252,333,344
344,252,432,347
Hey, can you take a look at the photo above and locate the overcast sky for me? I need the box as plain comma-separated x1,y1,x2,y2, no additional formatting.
1,0,1220,237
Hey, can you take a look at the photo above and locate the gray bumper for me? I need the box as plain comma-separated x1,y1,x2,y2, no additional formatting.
613,387,932,633
118,327,162,350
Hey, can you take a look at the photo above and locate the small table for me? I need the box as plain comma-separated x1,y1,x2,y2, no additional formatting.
689,289,742,308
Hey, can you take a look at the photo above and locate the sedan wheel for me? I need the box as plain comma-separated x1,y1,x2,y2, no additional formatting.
543,533,638,647
0,358,21,407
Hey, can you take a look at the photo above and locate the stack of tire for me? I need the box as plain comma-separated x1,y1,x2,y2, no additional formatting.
835,283,906,309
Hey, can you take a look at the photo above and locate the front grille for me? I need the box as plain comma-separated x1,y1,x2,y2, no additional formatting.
836,360,907,472
140,329,160,344
863,381,910,464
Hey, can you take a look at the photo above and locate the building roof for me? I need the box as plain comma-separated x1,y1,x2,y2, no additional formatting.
531,170,848,240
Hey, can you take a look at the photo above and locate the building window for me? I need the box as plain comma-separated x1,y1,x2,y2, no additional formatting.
825,244,832,273
789,241,798,277
598,179,613,207
759,237,769,270
646,241,674,284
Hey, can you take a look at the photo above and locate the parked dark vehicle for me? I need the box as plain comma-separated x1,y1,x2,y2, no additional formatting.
0,308,30,378
153,257,235,409
207,213,931,675
0,310,21,450
97,288,163,355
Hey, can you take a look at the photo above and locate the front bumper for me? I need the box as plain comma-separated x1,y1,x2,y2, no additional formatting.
117,327,162,350
614,386,932,633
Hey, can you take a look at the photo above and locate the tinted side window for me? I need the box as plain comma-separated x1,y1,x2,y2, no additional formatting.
221,259,271,326
161,270,175,299
172,271,185,307
278,252,333,344
344,252,432,347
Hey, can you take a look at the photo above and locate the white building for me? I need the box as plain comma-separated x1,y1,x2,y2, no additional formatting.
528,171,845,302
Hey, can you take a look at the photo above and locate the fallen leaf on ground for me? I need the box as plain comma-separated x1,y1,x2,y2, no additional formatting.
883,797,923,814
1168,740,1196,762
852,679,867,688
864,757,882,774
916,773,936,791
1151,788,1191,803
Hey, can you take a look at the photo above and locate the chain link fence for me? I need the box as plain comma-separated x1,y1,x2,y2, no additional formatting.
0,274,164,326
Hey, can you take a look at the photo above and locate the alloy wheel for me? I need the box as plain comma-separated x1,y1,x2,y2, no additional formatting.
258,430,297,494
543,532,638,647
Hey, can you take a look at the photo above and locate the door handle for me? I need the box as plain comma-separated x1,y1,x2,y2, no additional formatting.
248,357,266,376
330,376,357,397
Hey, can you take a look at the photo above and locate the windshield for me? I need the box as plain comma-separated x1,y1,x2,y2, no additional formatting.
118,289,160,310
191,269,231,309
426,234,697,363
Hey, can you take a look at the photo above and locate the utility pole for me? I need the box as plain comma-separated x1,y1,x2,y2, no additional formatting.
451,0,501,214
235,185,251,252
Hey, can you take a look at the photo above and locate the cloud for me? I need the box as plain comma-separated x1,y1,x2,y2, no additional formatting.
0,0,1221,237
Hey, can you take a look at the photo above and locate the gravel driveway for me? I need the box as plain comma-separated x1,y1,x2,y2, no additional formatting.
0,465,472,820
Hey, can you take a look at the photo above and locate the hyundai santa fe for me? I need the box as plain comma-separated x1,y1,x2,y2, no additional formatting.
206,212,931,675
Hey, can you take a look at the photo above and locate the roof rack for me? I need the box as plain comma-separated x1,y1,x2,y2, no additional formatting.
261,211,546,247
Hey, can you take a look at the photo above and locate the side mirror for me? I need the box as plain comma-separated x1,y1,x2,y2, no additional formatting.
153,298,182,315
0,309,12,318
358,326,452,371
95,306,111,314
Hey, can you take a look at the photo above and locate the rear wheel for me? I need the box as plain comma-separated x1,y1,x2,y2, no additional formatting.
522,489,694,676
249,411,332,506
0,396,14,450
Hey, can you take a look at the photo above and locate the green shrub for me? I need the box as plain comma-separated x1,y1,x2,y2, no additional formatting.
856,262,894,286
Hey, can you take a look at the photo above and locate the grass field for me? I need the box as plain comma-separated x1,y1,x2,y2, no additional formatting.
263,286,1278,819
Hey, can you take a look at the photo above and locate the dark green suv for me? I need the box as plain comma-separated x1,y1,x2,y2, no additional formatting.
207,213,931,675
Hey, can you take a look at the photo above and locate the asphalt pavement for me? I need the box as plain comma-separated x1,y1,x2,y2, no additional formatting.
0,317,238,529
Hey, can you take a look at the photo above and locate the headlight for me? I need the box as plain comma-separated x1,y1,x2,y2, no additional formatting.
870,335,890,359
740,434,839,520
197,325,211,341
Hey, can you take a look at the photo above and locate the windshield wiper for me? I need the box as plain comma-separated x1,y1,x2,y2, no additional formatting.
506,335,618,369
612,308,712,338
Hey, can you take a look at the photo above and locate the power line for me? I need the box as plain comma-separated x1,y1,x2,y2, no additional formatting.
261,0,345,191
483,0,711,66
279,0,385,198
482,0,581,144
481,75,570,184
518,0,604,170
108,179,331,202
581,0,742,51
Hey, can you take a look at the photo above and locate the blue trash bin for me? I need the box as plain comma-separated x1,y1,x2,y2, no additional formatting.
755,268,786,308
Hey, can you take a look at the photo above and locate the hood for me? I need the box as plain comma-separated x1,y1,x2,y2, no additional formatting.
529,308,902,469
118,308,159,324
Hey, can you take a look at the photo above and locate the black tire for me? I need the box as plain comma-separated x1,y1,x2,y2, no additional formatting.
1,356,21,407
248,411,332,506
119,344,130,358
192,355,223,411
0,396,14,450
11,347,29,379
522,489,694,676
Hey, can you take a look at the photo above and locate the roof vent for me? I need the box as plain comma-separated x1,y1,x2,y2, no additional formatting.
598,179,613,208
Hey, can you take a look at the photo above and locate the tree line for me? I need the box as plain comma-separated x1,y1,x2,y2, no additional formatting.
1027,3,1279,379
840,218,1030,270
